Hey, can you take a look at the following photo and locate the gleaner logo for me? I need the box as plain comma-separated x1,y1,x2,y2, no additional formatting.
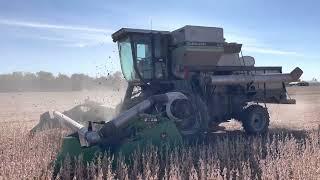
187,42,207,46
186,41,224,47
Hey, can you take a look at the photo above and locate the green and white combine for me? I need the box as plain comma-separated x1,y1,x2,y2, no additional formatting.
31,25,303,174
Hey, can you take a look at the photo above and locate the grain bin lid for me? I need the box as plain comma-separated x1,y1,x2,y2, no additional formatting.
171,25,224,45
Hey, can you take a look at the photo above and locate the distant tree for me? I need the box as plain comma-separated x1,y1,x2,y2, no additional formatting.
56,73,71,91
11,72,24,79
0,71,126,92
9,72,24,91
57,73,69,81
113,71,123,80
0,74,12,91
71,74,87,91
23,72,37,91
37,71,54,81
109,71,124,89
24,72,37,81
36,71,55,91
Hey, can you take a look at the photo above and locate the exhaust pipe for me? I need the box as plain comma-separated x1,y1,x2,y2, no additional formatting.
206,67,303,85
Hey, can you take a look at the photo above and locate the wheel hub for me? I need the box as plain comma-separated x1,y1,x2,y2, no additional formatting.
170,99,194,120
251,113,266,131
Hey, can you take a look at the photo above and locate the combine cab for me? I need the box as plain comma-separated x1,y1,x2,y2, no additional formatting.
32,25,303,174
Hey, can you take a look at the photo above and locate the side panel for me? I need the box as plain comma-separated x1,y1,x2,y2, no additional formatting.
193,66,289,122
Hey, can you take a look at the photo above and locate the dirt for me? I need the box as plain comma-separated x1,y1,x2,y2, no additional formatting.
268,86,320,130
0,86,319,132
0,90,125,126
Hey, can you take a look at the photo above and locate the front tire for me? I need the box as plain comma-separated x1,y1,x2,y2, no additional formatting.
241,105,270,134
176,94,210,136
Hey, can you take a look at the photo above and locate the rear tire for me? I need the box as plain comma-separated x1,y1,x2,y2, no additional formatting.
241,105,270,134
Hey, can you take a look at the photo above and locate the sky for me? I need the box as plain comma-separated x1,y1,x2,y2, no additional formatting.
0,0,319,80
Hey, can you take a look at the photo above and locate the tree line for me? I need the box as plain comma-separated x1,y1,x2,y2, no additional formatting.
0,71,126,92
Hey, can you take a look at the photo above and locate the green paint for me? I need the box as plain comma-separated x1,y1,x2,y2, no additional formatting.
53,118,182,175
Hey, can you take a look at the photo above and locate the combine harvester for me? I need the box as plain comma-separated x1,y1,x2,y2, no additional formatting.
32,25,303,168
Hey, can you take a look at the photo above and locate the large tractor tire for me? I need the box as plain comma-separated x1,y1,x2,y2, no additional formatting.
175,94,210,136
241,105,270,134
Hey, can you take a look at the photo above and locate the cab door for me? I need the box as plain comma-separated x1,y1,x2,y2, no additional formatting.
132,34,153,80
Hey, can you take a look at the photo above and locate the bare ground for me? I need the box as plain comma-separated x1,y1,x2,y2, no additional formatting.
0,89,125,125
0,86,319,131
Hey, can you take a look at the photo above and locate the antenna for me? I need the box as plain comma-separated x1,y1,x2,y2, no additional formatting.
150,18,153,31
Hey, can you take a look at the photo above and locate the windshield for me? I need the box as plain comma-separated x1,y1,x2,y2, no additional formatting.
118,38,136,81
118,35,154,82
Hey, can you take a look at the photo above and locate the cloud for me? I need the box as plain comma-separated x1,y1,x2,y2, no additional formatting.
0,18,114,48
243,46,300,56
0,18,113,33
60,34,113,48
63,42,105,48
224,33,260,47
34,33,113,47
65,43,87,48
32,36,71,42
12,32,113,48
2,19,303,53
225,33,301,56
